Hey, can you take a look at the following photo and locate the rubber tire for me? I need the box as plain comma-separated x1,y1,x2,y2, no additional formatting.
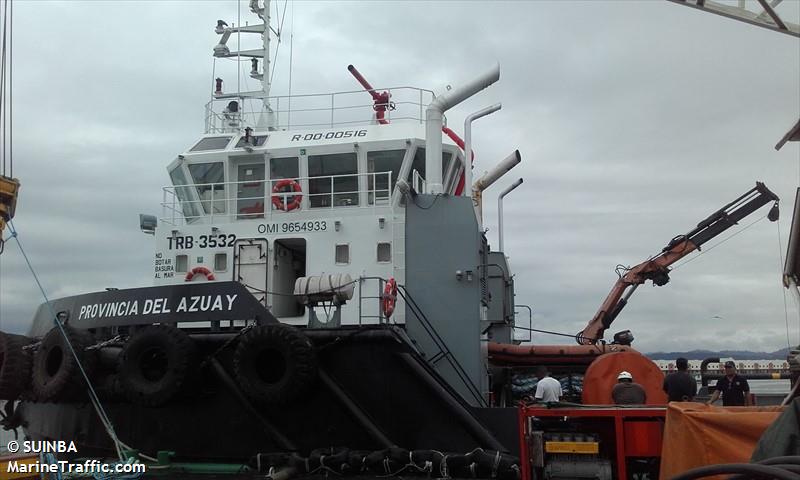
0,332,34,400
31,326,96,402
233,324,317,405
119,324,196,407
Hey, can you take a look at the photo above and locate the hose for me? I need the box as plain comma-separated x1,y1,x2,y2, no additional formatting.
670,463,800,480
726,457,800,480
758,457,800,466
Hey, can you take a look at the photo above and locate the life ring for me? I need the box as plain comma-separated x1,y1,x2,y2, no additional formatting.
31,326,97,402
118,324,197,406
185,266,215,282
0,332,34,400
233,324,316,405
382,278,397,318
271,179,302,211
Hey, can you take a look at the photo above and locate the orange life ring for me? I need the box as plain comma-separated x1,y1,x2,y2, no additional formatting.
185,266,215,282
382,278,397,318
271,179,302,211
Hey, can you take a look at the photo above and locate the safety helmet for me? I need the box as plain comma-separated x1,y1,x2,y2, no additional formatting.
617,371,633,380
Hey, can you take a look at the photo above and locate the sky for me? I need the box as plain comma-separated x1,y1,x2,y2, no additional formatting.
0,0,798,354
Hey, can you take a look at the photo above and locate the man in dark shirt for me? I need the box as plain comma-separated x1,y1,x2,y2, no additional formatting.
707,361,751,406
612,371,647,404
663,357,697,402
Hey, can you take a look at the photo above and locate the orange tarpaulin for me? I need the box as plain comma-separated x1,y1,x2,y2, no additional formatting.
659,402,783,479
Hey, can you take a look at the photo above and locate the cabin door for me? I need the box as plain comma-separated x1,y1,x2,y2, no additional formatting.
233,238,268,306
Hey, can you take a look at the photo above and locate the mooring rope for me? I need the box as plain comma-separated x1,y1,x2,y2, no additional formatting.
6,220,126,461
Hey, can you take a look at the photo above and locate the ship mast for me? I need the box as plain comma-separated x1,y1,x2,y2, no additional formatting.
213,0,276,131
250,0,274,128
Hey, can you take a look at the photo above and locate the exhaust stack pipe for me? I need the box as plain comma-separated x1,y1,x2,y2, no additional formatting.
425,64,500,194
473,150,521,221
473,150,521,192
498,178,523,252
464,103,502,198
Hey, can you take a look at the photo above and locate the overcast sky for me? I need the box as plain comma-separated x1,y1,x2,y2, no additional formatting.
0,0,798,354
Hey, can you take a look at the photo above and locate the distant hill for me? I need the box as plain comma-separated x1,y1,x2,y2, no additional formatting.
646,347,792,361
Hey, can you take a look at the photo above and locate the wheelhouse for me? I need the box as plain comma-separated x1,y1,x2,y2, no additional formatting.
162,125,464,225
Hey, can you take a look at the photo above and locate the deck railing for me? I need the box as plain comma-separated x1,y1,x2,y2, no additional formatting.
205,86,436,133
161,171,397,225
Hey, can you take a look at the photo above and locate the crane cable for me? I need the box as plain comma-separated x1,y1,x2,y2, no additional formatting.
1,0,11,177
777,218,794,349
0,0,18,256
671,213,768,271
0,0,9,177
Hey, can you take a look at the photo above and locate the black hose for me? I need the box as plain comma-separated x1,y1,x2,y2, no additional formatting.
729,466,800,480
726,459,800,479
670,464,800,480
699,357,719,387
759,458,800,466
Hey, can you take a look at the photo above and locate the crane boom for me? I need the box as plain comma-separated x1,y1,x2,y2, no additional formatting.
578,182,780,345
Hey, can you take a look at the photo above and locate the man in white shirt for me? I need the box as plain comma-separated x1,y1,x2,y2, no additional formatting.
534,366,562,403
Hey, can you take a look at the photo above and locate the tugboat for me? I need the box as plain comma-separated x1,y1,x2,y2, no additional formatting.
1,0,524,471
0,1,797,479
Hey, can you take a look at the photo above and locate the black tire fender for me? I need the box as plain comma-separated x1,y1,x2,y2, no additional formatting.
233,324,317,404
0,332,34,400
118,324,197,407
31,326,96,402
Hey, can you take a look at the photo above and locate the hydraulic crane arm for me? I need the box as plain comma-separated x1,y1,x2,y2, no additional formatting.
578,182,780,345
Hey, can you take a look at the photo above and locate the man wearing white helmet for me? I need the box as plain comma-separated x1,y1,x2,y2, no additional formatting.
612,371,647,404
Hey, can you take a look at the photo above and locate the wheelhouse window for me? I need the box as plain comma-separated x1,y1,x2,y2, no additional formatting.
190,136,232,152
367,150,404,205
235,135,267,148
188,162,226,214
270,156,299,179
308,152,358,208
169,165,202,220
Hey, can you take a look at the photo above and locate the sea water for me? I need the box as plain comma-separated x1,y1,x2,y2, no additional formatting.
748,379,791,395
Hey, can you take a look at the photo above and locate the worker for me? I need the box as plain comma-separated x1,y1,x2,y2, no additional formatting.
534,366,562,403
707,361,751,406
612,371,647,404
663,357,697,402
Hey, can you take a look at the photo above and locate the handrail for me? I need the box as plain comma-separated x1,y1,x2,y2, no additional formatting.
205,86,436,133
354,276,485,406
395,284,487,407
161,171,394,225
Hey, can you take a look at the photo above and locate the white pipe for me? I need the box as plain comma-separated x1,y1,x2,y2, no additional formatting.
498,178,523,252
425,64,500,194
464,103,502,198
473,150,521,193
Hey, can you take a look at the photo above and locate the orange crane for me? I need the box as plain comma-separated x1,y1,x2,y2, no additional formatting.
490,182,780,368
577,182,779,345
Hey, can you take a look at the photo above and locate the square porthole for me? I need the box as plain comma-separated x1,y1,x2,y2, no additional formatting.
214,253,227,272
335,244,350,265
377,242,391,262
175,255,188,273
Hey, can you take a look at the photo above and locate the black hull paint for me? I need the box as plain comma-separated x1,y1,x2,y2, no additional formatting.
19,326,511,461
